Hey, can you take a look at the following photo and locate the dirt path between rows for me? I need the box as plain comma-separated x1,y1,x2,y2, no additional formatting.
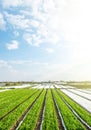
51,89,65,130
34,89,47,130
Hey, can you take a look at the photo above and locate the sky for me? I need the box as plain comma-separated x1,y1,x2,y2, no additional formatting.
0,0,91,81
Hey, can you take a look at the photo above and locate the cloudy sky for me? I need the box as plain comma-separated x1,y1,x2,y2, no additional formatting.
0,0,91,81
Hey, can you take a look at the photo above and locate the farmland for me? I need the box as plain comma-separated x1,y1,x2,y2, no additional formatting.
0,83,91,130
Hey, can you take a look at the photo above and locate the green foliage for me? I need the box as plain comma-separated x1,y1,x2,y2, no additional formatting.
19,90,46,130
0,89,37,117
0,89,41,129
0,88,90,130
42,89,59,130
53,89,86,130
57,89,91,126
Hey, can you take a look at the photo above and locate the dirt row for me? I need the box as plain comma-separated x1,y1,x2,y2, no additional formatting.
51,89,66,130
34,89,48,130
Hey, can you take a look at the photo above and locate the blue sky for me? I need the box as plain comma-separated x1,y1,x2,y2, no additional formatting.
0,0,91,81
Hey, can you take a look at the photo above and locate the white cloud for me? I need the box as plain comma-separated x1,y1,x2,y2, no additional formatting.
9,60,48,67
2,0,42,9
30,19,40,28
0,13,6,30
6,40,19,50
13,31,19,36
23,33,32,45
0,60,8,67
3,1,62,47
33,34,42,47
3,0,62,45
22,0,91,64
5,12,30,30
29,1,62,46
46,48,54,53
23,33,42,47
56,0,91,64
10,60,32,65
34,62,48,66
0,59,22,81
2,0,23,8
0,60,14,71
3,0,91,49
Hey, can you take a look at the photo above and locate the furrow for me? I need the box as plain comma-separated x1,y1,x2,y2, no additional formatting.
40,90,47,130
34,89,48,130
51,89,66,130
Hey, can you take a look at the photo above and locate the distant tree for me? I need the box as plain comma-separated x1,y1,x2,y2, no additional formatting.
5,82,11,86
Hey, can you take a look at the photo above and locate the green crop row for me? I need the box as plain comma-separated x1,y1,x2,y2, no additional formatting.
19,90,46,130
0,88,90,130
0,88,30,100
0,89,18,100
0,88,4,90
0,89,37,117
0,88,34,104
0,89,42,130
53,89,86,130
42,89,59,130
56,88,91,126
